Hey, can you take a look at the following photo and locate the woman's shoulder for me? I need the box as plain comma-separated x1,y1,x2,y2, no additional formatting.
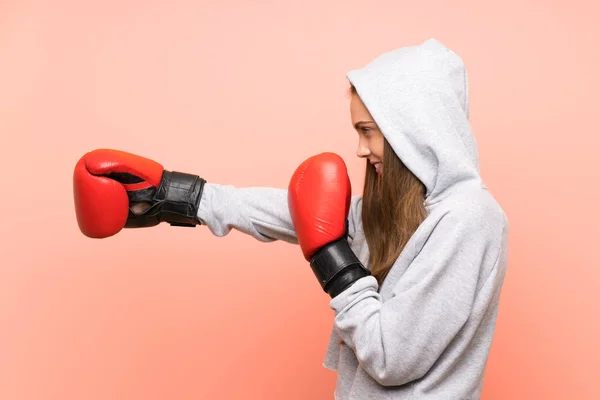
430,188,508,234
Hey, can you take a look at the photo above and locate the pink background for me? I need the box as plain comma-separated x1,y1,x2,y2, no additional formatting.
1,0,599,399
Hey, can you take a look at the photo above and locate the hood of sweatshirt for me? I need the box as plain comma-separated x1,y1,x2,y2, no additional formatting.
347,38,485,203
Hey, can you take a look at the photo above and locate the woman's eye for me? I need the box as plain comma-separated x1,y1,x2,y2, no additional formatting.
361,127,371,134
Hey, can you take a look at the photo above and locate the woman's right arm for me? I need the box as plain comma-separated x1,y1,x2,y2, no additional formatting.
197,183,362,244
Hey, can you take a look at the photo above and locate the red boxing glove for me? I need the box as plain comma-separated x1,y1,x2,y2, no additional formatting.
73,149,206,239
288,153,370,298
288,152,351,260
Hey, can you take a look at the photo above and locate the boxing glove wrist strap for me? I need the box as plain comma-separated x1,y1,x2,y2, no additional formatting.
125,170,206,228
158,171,206,226
310,238,371,298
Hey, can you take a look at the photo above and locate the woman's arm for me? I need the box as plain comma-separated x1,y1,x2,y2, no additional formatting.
197,183,362,244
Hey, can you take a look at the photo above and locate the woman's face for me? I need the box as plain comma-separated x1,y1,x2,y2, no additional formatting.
350,93,385,175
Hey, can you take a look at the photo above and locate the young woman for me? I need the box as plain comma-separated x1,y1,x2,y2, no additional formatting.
74,38,509,399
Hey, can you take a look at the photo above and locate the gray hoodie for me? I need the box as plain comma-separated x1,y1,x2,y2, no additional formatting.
197,38,509,399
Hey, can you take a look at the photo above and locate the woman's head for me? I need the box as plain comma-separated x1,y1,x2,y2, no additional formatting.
349,85,428,285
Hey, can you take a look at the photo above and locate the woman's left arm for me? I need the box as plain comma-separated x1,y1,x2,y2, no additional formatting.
330,205,508,387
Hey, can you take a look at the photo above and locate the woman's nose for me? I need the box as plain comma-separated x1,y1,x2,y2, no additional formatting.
357,143,371,158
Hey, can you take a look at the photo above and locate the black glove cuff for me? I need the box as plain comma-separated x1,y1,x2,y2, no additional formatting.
310,238,370,298
155,170,206,227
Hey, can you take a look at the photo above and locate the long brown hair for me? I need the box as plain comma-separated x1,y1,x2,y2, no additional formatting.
350,85,428,286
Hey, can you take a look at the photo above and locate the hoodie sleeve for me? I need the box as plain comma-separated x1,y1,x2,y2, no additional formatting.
329,205,506,386
197,183,363,244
